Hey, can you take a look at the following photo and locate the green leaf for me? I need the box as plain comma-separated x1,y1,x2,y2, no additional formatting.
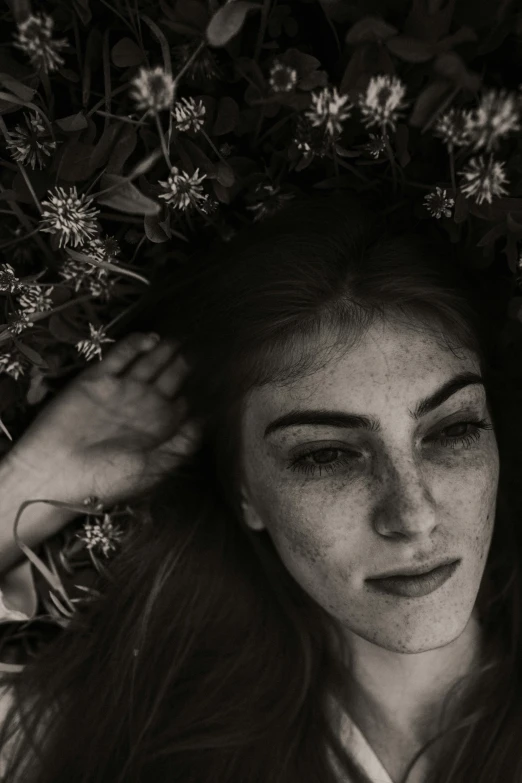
476,222,505,248
55,112,89,132
213,96,239,136
73,0,92,25
141,15,172,76
386,35,434,63
56,141,96,182
212,179,231,203
59,68,80,83
206,1,261,47
12,339,47,368
409,80,451,128
90,124,121,170
433,53,481,91
215,162,235,187
48,313,84,343
0,73,35,102
104,125,138,174
345,15,398,43
111,37,144,67
97,174,160,215
453,190,469,224
144,213,171,243
126,148,163,180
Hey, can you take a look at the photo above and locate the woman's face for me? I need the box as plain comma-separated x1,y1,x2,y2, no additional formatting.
239,319,499,653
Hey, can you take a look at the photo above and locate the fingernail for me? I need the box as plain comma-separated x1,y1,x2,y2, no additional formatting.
142,332,161,349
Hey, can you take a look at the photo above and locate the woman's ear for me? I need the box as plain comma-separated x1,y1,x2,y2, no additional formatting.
240,493,266,532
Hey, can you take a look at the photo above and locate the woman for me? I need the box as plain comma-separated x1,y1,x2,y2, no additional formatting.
0,191,518,783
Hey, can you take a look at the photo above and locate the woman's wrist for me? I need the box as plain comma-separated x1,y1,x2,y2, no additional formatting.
0,452,78,574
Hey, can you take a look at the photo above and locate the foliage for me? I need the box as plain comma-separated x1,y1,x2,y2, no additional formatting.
0,0,521,662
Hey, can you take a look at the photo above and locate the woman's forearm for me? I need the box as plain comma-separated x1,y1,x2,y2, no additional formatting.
0,454,78,575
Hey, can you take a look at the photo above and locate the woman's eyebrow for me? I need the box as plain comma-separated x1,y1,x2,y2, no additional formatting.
263,371,484,438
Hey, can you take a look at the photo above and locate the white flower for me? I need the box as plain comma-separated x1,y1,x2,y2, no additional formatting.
363,132,387,159
76,513,124,557
357,74,408,133
304,86,353,137
17,284,54,314
158,166,208,210
39,186,100,248
75,323,116,362
0,263,24,294
5,113,57,169
423,186,455,219
0,347,30,380
269,61,298,93
172,96,206,133
130,66,176,113
433,107,473,150
464,88,521,152
13,13,68,73
458,155,509,205
6,310,34,336
246,184,295,222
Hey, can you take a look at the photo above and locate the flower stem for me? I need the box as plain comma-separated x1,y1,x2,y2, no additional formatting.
155,113,172,168
382,127,398,194
449,145,457,194
199,128,229,165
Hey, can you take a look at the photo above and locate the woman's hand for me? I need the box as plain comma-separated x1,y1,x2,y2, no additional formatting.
5,332,203,510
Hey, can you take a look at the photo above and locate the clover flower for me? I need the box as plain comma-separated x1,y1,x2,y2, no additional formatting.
17,283,54,315
0,263,24,294
304,86,353,137
129,66,176,113
293,115,333,160
269,61,298,93
218,142,234,158
197,196,220,216
76,513,125,557
363,133,387,159
6,310,34,336
171,41,221,83
58,255,117,301
433,107,473,150
71,235,120,300
13,13,68,73
246,184,296,222
458,155,510,205
172,96,206,133
464,88,521,152
158,166,209,210
0,348,30,381
357,74,408,133
423,186,455,219
5,113,57,169
39,186,100,248
76,323,116,362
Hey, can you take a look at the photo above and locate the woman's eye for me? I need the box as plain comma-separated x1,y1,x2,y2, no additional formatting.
285,418,493,478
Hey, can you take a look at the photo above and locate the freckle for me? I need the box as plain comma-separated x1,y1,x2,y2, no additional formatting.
283,520,322,564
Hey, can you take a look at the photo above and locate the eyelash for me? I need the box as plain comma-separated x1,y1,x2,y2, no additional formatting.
286,418,494,478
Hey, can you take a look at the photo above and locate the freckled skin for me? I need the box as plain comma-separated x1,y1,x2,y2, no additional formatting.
239,318,499,756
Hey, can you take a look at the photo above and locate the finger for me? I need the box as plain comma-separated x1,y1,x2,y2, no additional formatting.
154,354,189,398
127,339,182,383
95,332,156,376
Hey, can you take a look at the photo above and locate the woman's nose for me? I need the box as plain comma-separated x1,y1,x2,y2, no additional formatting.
372,454,438,536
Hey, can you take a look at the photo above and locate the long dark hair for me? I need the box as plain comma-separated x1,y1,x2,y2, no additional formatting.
1,191,521,783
